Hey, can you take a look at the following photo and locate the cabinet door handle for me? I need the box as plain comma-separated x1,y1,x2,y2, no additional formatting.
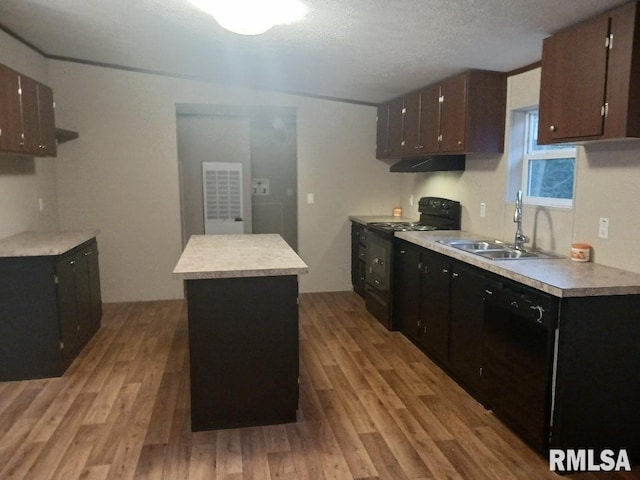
400,249,406,254
549,125,557,132
457,141,463,146
442,268,449,274
84,251,92,256
452,272,459,278
69,260,75,266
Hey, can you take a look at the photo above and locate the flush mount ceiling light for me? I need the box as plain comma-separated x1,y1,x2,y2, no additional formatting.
189,0,307,35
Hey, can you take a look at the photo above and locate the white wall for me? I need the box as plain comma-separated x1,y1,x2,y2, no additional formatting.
399,68,640,274
48,60,400,302
0,31,59,239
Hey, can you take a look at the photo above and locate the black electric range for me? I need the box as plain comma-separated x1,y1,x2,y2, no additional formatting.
364,197,461,329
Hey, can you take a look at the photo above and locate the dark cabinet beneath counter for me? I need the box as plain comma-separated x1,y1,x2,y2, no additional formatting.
0,238,102,381
448,261,487,395
393,237,640,463
350,222,367,298
186,275,299,431
393,239,487,397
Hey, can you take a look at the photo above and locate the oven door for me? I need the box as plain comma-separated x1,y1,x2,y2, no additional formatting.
364,229,393,329
366,230,390,291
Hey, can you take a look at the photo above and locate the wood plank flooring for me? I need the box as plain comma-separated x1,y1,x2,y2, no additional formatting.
0,291,638,479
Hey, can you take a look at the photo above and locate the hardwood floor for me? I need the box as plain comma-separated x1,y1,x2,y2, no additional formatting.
0,291,638,479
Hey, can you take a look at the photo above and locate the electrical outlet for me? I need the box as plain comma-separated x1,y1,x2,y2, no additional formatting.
598,217,609,239
480,202,486,218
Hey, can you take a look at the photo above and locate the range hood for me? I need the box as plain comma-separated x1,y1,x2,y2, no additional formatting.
390,155,465,173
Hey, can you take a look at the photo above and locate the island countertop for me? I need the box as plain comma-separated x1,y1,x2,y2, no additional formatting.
172,234,309,280
396,230,640,298
0,230,100,257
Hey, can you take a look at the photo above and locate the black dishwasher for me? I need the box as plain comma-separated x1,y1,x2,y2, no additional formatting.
481,282,558,452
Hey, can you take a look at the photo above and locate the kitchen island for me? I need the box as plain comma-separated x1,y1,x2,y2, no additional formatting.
173,234,308,431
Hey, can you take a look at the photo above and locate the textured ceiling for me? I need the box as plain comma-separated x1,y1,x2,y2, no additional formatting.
0,0,628,104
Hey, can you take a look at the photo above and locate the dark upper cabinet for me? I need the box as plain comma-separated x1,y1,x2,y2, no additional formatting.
0,65,23,152
438,74,468,153
0,63,57,157
36,82,57,155
19,75,57,156
377,69,506,159
375,103,390,158
420,84,441,154
387,96,404,158
402,90,422,154
375,97,404,159
538,1,640,144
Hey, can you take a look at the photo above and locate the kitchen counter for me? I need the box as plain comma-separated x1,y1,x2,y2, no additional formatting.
396,230,640,298
0,230,100,257
173,233,306,431
172,234,308,280
349,215,417,225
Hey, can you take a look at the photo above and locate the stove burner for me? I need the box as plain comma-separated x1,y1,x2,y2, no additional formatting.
366,222,438,235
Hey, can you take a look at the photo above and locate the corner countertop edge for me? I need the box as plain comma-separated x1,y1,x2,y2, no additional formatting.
0,230,101,257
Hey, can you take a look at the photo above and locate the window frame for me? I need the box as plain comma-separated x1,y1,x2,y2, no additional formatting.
520,110,576,209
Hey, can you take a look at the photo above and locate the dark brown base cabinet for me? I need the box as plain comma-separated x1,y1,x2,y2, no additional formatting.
186,275,299,431
393,239,640,464
394,239,486,395
0,238,102,381
350,222,366,298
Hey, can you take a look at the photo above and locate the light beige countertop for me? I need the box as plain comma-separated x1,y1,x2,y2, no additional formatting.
0,231,99,257
396,230,640,298
173,234,309,280
349,215,417,225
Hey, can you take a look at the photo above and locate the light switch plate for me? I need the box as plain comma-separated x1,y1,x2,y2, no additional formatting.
307,193,314,204
598,217,609,239
480,202,486,218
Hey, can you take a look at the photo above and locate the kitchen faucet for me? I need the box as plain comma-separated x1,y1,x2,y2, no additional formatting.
513,190,529,250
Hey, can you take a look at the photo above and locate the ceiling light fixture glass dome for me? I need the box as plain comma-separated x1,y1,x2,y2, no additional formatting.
189,0,307,35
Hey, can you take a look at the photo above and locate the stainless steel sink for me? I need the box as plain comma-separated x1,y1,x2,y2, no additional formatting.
476,249,541,259
437,239,561,260
439,240,505,251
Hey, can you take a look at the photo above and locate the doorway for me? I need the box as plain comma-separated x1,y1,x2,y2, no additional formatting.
176,104,298,250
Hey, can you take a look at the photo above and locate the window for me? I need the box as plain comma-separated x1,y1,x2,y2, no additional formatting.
521,110,576,208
